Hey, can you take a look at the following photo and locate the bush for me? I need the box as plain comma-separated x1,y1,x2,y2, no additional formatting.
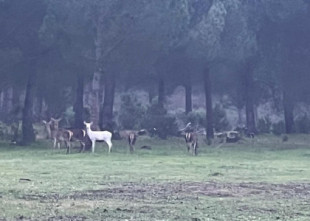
177,109,206,127
295,114,310,133
141,104,178,139
257,117,272,134
118,94,146,129
272,121,285,135
0,121,10,140
62,106,75,127
213,104,230,132
177,105,229,132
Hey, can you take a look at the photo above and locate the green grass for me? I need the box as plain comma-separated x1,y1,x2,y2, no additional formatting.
1,135,310,220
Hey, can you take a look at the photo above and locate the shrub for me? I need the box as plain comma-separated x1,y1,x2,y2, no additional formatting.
62,106,75,127
272,121,285,135
141,104,178,139
295,114,310,133
177,105,229,132
177,108,206,127
118,94,146,129
257,117,272,134
213,104,230,132
0,121,9,140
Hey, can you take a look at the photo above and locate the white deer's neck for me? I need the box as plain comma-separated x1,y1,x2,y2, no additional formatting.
86,127,93,134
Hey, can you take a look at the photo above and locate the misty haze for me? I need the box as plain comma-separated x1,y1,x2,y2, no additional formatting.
1,0,310,220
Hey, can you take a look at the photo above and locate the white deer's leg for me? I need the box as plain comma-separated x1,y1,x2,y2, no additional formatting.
53,138,57,149
106,140,112,153
91,140,95,153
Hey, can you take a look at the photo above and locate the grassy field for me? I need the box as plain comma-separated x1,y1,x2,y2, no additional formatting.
1,135,310,220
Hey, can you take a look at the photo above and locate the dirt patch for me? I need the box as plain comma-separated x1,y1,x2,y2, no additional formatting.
9,181,310,220
21,181,310,202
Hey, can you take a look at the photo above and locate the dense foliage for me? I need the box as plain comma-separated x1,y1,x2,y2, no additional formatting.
1,0,310,143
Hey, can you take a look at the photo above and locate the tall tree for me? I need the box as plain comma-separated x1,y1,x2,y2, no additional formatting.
186,0,230,142
40,0,94,123
0,0,47,144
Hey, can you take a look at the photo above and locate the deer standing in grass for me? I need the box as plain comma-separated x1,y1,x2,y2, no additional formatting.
46,118,73,154
84,121,113,153
44,119,89,153
185,132,198,156
116,129,148,153
68,128,89,152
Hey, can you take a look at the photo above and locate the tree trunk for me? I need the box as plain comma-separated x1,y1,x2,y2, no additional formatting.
237,107,244,126
148,89,155,104
185,81,192,114
203,66,214,144
244,64,256,134
100,74,115,131
283,91,294,134
36,92,44,121
12,85,22,121
1,87,13,123
74,73,84,129
0,90,3,120
22,70,37,145
158,78,165,108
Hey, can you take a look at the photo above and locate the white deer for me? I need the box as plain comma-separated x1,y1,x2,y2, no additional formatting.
83,121,113,153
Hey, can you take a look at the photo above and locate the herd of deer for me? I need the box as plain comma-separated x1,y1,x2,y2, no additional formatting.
41,118,251,156
42,118,145,154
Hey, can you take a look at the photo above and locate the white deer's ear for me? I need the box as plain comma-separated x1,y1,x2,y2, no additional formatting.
83,121,87,125
56,118,62,122
90,122,93,126
42,120,47,124
51,117,56,121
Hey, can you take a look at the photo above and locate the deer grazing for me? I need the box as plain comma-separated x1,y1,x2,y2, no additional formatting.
83,121,113,153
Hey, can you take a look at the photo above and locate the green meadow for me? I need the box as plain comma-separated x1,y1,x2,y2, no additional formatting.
1,135,310,220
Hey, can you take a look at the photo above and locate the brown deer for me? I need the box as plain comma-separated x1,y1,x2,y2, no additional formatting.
116,129,147,153
67,128,89,152
49,118,73,154
42,120,52,139
184,132,198,156
44,119,90,153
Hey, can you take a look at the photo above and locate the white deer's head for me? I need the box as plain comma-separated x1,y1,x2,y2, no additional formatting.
83,121,93,130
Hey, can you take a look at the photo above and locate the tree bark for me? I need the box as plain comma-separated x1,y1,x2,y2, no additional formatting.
244,63,257,134
22,70,37,145
203,66,214,144
185,81,192,114
12,85,22,120
1,87,13,123
148,91,154,104
237,107,244,126
158,78,165,108
100,73,115,131
74,73,84,129
283,91,294,134
36,92,44,121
